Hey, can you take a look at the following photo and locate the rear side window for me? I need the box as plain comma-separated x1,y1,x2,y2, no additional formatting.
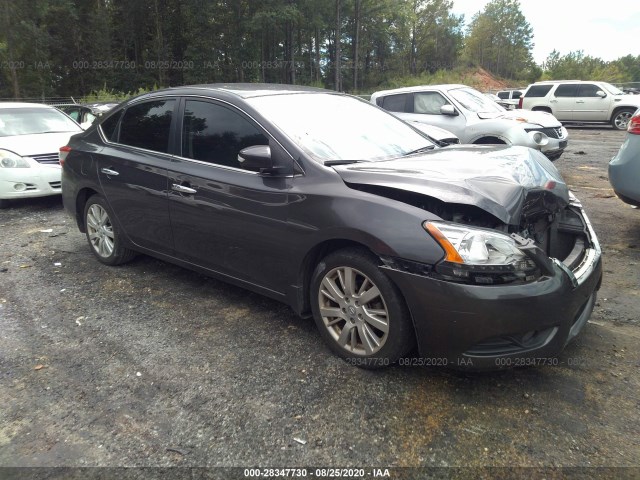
181,100,268,169
119,100,175,153
554,84,579,97
100,111,121,141
513,91,522,99
524,85,553,97
380,94,408,112
497,92,509,99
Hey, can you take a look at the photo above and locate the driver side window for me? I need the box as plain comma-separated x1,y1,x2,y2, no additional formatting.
181,100,269,169
413,92,450,115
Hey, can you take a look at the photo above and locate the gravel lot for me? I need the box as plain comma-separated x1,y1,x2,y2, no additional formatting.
1,127,638,476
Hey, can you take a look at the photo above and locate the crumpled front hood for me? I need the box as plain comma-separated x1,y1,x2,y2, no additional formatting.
477,108,560,127
333,145,569,225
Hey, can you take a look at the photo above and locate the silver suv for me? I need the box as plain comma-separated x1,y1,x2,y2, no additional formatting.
520,80,640,130
371,84,568,160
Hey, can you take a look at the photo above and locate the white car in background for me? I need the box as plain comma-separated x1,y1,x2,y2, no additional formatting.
0,103,82,208
371,84,569,160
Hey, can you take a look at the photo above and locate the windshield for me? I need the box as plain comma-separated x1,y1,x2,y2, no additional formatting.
0,107,82,137
246,93,435,162
448,87,504,113
601,83,624,95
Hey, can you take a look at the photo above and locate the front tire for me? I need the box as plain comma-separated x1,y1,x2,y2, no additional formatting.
83,195,136,265
310,248,415,368
612,109,635,130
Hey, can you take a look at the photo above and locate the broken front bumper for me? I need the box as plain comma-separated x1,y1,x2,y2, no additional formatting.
383,208,602,371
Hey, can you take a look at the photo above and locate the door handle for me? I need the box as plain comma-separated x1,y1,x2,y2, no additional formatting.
172,183,197,194
576,100,585,103
100,168,119,176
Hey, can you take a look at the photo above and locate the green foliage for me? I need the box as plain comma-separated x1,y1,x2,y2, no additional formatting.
379,67,497,91
543,50,638,83
0,0,636,99
462,0,535,81
79,85,159,103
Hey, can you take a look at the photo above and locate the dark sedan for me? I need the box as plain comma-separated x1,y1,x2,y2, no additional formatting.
61,84,602,370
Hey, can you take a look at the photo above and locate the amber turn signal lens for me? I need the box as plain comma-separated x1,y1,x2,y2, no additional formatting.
424,222,464,264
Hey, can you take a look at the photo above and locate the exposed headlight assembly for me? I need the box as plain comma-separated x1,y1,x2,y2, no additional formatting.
424,221,539,285
0,149,30,168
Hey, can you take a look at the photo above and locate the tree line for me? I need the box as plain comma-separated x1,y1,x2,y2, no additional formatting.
0,0,638,100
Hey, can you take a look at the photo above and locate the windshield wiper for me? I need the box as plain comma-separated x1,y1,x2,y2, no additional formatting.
324,160,365,166
403,145,436,156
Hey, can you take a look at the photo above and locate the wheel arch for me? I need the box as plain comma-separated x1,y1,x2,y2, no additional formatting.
473,136,507,145
75,187,100,232
532,106,552,114
294,239,381,317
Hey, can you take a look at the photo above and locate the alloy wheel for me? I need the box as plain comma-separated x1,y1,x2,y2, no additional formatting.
86,203,115,258
318,266,390,355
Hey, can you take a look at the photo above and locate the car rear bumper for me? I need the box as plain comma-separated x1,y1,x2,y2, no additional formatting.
382,211,602,371
609,137,640,206
0,165,62,200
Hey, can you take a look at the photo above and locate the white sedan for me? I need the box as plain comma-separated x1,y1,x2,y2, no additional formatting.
0,103,82,208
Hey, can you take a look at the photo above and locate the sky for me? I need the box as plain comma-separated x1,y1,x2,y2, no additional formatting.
450,0,640,65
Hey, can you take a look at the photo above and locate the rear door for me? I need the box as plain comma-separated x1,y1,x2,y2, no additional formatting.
167,98,292,292
96,99,176,254
551,84,578,121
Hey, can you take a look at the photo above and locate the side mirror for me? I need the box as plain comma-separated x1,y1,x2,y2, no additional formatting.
238,145,279,174
440,105,458,116
596,90,607,98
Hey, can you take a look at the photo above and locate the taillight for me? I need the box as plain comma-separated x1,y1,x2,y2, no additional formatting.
517,95,523,109
628,114,640,134
59,145,71,166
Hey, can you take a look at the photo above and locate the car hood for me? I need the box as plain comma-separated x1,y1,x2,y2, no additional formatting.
476,109,560,127
0,132,79,156
333,145,569,225
406,121,459,142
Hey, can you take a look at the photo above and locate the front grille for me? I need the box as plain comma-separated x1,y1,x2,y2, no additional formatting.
30,153,59,165
527,127,564,139
49,181,61,189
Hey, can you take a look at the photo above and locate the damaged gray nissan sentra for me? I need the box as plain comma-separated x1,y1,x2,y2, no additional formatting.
60,84,602,370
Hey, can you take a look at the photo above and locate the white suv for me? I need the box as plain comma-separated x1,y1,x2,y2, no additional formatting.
520,80,640,130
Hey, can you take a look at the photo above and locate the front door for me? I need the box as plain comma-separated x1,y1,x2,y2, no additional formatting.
167,98,292,292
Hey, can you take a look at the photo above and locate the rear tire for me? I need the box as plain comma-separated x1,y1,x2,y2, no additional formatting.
83,195,136,266
611,109,634,130
310,248,415,369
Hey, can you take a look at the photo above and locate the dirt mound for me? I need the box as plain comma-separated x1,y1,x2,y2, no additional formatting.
466,67,509,92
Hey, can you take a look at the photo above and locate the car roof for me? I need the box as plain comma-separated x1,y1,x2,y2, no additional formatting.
0,102,57,109
140,83,330,100
371,84,468,97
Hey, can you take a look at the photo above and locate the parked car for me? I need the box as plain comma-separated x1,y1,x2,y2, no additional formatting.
61,84,602,370
0,102,83,208
496,88,524,108
519,80,640,130
57,102,118,129
609,108,640,206
485,92,514,110
371,84,568,160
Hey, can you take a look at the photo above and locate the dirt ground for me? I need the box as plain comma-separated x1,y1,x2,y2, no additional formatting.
0,126,638,478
